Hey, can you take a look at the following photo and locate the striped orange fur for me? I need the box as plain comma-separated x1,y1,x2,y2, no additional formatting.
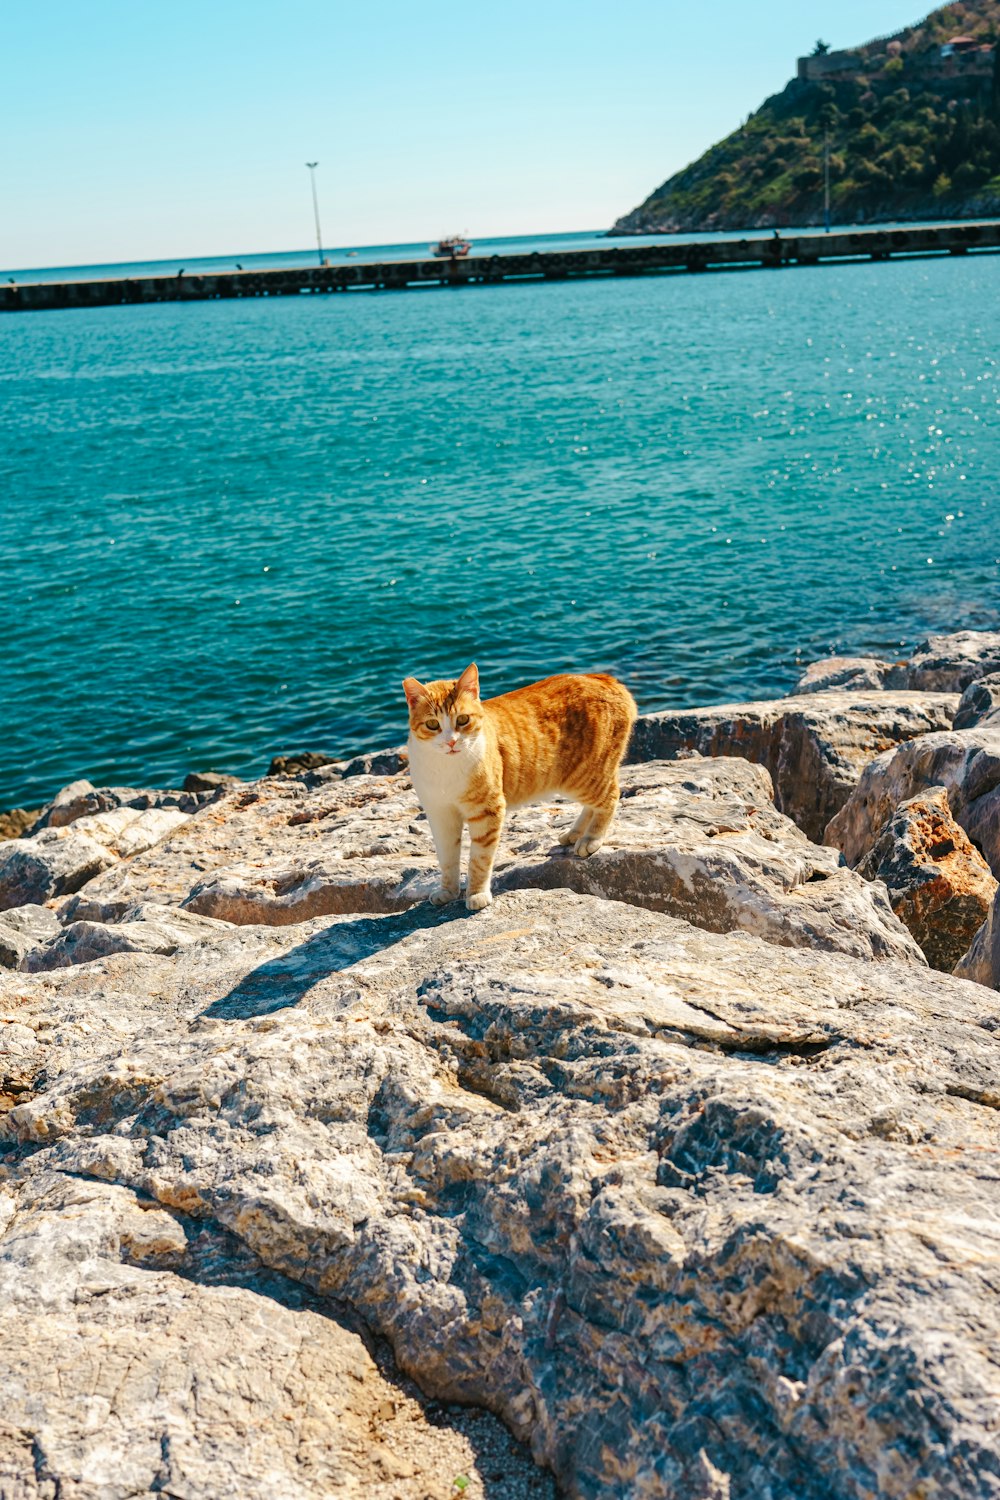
402,664,637,911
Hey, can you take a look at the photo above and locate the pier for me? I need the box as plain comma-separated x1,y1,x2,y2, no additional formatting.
4,221,1000,313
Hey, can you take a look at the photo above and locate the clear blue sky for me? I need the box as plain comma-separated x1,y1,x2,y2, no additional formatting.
3,0,929,269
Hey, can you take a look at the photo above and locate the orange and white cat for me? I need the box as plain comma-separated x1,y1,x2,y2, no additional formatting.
402,664,637,911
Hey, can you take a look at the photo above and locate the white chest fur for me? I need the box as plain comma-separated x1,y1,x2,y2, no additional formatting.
408,730,485,811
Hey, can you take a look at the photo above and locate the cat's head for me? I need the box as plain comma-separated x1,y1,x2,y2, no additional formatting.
402,663,483,756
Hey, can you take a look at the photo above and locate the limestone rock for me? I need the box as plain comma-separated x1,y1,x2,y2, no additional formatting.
855,787,998,971
127,759,925,966
341,746,408,779
954,672,1000,731
826,727,1000,878
0,904,61,969
955,885,1000,989
1,807,192,916
899,629,1000,693
794,656,896,694
2,889,999,1498
629,691,957,841
25,904,234,973
40,781,204,831
0,827,116,910
0,1171,549,1500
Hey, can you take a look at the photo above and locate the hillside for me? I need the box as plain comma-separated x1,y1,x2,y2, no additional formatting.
612,0,1000,233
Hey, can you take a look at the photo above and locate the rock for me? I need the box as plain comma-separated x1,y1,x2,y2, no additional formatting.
496,759,923,966
629,691,958,842
24,904,234,973
268,751,341,777
341,747,408,779
826,727,1000,878
0,806,42,840
44,777,97,827
794,656,897,694
955,885,1000,990
0,905,61,969
183,770,244,794
898,630,1000,693
2,889,999,1498
0,827,116,911
954,672,1000,731
0,1172,550,1500
39,781,205,831
0,808,191,915
150,759,922,966
855,787,998,971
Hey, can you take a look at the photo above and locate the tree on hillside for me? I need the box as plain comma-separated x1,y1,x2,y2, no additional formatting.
813,40,831,56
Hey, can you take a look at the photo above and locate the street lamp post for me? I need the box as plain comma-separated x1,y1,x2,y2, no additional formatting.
823,131,831,233
306,161,325,266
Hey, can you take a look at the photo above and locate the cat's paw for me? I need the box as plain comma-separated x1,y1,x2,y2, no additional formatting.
556,827,576,846
466,890,493,912
575,836,604,858
429,887,460,906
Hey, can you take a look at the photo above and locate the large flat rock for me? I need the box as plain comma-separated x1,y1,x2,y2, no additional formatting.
628,691,957,841
59,759,923,968
2,890,998,1499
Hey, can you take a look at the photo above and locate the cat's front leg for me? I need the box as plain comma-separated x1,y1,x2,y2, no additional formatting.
464,797,505,911
425,804,463,904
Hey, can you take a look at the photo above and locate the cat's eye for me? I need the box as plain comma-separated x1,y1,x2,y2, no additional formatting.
456,714,470,728
424,719,440,731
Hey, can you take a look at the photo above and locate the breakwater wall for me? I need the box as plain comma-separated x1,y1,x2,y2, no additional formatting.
5,221,1000,313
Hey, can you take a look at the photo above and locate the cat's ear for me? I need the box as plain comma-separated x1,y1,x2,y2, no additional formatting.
402,677,424,709
455,662,480,700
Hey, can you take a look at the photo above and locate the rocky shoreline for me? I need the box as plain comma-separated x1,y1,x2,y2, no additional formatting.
2,630,1000,1498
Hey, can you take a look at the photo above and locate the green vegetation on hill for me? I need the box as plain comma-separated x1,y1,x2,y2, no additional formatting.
612,0,1000,233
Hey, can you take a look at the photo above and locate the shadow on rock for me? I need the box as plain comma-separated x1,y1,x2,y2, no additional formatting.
203,900,468,1020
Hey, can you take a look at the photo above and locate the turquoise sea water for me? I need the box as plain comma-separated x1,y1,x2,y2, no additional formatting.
2,238,999,810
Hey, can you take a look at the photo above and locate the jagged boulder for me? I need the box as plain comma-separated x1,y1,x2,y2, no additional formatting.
900,630,1000,693
38,780,204,831
629,691,957,841
954,672,1000,731
0,905,61,969
794,656,897,694
855,787,998,971
826,728,1000,877
0,807,192,914
2,889,999,1499
955,885,1000,990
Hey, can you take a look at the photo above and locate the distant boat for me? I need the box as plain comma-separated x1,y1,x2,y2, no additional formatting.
430,235,472,259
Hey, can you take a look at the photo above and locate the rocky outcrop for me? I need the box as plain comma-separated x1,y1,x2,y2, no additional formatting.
826,727,1000,877
955,884,1000,990
794,656,897,695
795,631,1000,701
629,691,957,841
954,672,1000,731
0,807,191,914
855,787,998,971
38,779,206,830
0,806,40,840
900,630,1000,693
3,889,999,1499
54,759,920,967
0,1171,551,1500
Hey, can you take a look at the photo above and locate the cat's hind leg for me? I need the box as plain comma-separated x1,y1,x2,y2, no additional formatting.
574,782,619,858
426,805,463,904
557,805,593,847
